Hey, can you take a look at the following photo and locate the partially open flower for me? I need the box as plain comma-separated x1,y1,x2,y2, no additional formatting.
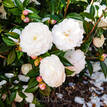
34,59,40,66
38,82,46,90
15,92,23,103
64,49,86,76
93,35,105,48
31,56,37,60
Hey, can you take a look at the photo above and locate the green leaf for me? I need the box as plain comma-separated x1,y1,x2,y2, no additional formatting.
5,32,19,39
58,55,72,66
0,99,5,107
2,36,16,46
28,13,41,22
16,51,23,60
27,69,39,77
87,61,93,76
65,68,74,76
81,12,93,20
25,86,38,93
100,61,107,78
23,0,30,7
8,8,22,16
28,81,38,90
40,86,51,96
7,49,16,65
19,92,26,99
90,5,95,18
32,98,40,105
0,43,10,53
10,91,16,103
14,0,24,10
67,13,83,21
3,0,15,8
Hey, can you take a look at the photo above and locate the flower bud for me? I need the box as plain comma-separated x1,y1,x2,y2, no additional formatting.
100,54,107,61
36,76,42,82
23,17,30,23
50,20,57,24
31,56,37,60
34,59,39,66
22,10,29,16
93,35,105,48
21,14,25,20
38,82,46,90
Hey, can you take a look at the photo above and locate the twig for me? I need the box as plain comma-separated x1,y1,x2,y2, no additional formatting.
83,8,107,43
86,57,98,60
0,55,6,59
64,0,70,18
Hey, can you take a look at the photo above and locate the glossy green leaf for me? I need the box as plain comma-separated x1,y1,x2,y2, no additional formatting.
23,0,30,7
14,0,24,10
100,61,107,78
7,49,16,65
10,91,16,103
59,55,72,66
67,13,83,21
5,32,19,39
25,86,38,93
87,61,93,76
2,36,16,46
90,5,95,18
19,92,26,99
65,68,74,76
3,0,15,8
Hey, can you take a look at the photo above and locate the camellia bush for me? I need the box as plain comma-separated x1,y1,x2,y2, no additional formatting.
0,0,107,106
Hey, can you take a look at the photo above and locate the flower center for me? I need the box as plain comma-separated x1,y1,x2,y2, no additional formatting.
33,36,37,40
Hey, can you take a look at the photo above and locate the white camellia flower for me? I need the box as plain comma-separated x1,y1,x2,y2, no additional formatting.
52,18,84,51
64,49,86,76
20,22,53,56
23,85,34,103
40,55,66,87
84,2,107,25
15,92,23,102
21,64,32,75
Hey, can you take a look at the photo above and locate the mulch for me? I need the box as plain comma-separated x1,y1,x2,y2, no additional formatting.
39,76,107,107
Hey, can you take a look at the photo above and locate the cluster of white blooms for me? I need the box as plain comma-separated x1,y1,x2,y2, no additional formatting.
84,2,107,27
40,55,66,87
64,49,86,76
19,19,86,87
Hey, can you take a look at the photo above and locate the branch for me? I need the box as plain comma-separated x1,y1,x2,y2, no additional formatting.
64,0,70,18
0,55,6,59
83,8,107,43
